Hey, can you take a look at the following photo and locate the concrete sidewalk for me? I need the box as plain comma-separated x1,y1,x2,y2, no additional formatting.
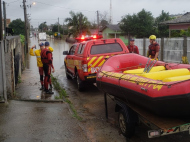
0,69,88,142
0,100,87,142
15,69,59,101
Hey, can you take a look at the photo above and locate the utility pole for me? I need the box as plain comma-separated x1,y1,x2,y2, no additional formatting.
23,0,28,53
58,17,59,37
62,21,64,36
97,11,99,34
79,15,82,34
3,1,6,39
109,0,112,24
0,0,3,40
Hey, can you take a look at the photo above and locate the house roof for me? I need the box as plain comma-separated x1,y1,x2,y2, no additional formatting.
161,12,190,24
99,24,121,32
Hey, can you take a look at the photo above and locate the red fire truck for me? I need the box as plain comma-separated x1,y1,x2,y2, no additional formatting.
63,36,129,91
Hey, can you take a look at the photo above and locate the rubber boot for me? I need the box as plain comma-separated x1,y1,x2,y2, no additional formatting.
40,85,44,90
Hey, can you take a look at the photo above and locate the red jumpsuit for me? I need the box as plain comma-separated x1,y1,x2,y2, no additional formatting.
148,42,160,59
41,48,53,91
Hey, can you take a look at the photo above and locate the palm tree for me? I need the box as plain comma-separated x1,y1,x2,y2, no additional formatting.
65,11,90,37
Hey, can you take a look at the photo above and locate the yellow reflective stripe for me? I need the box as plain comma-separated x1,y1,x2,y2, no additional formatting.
98,60,105,67
91,56,104,67
88,57,97,66
88,56,104,72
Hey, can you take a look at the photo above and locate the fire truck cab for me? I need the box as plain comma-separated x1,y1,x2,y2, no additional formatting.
63,37,129,91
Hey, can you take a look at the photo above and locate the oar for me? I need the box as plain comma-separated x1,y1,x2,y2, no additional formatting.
144,59,154,73
147,60,157,73
143,58,150,72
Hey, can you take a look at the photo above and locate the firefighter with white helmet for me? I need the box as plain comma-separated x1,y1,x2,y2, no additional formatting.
148,35,160,59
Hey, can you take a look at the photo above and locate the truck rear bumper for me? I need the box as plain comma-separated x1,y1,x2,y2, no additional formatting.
84,74,96,83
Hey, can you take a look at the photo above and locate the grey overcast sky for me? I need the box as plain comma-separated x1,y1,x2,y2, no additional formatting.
4,0,190,28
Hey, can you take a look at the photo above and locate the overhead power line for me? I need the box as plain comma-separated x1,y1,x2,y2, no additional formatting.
7,0,19,4
34,1,95,13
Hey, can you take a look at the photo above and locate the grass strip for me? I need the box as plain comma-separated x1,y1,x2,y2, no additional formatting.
51,75,82,121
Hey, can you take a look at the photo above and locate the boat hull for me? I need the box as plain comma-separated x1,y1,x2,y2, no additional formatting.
96,53,190,117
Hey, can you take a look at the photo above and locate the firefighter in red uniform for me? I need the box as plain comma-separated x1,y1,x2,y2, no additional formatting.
148,35,160,59
45,42,55,92
41,41,54,94
127,38,139,54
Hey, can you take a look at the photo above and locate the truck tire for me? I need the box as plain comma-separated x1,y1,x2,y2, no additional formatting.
76,72,84,91
118,109,136,138
65,65,72,79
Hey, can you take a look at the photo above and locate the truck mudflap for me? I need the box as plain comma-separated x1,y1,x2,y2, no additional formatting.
148,123,190,138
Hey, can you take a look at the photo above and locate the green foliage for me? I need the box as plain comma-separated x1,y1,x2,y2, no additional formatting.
52,24,63,33
180,27,190,36
46,31,53,36
65,11,91,37
8,19,25,35
39,22,48,32
120,9,154,38
18,76,22,83
20,34,25,43
171,30,181,37
155,10,171,37
51,75,82,120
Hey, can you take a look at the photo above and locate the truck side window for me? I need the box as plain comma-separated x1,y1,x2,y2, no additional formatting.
69,45,77,55
77,44,83,54
77,44,85,54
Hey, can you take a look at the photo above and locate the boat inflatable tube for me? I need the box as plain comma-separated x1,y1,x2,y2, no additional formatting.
96,53,190,117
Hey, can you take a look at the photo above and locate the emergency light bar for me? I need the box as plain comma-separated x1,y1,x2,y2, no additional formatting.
75,34,103,42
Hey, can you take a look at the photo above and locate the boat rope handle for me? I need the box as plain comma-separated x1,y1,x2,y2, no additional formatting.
100,71,190,87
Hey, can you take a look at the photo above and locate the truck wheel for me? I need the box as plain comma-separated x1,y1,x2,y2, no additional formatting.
118,109,136,138
76,72,84,91
65,65,72,79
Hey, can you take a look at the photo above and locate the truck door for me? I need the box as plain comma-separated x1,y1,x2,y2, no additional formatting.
66,45,77,73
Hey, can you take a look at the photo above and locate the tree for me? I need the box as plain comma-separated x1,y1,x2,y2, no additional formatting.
120,9,154,38
39,22,48,32
155,10,171,37
180,27,190,36
8,19,25,35
52,23,63,33
100,20,109,27
65,11,90,37
99,11,109,28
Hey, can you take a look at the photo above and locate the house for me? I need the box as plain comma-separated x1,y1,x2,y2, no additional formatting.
161,12,190,37
2,19,11,34
2,19,11,29
47,25,53,31
99,24,128,45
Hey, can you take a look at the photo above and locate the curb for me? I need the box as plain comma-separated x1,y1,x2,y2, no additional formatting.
11,99,64,103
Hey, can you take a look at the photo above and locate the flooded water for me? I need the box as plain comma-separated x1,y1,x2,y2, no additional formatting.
28,37,72,71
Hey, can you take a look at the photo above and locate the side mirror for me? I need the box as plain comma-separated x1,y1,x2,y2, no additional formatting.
63,51,68,55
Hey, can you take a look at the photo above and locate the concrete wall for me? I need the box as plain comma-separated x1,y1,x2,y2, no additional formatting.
135,37,189,63
0,40,7,102
5,36,22,98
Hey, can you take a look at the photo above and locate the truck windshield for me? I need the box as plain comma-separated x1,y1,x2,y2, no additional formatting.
90,43,123,55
